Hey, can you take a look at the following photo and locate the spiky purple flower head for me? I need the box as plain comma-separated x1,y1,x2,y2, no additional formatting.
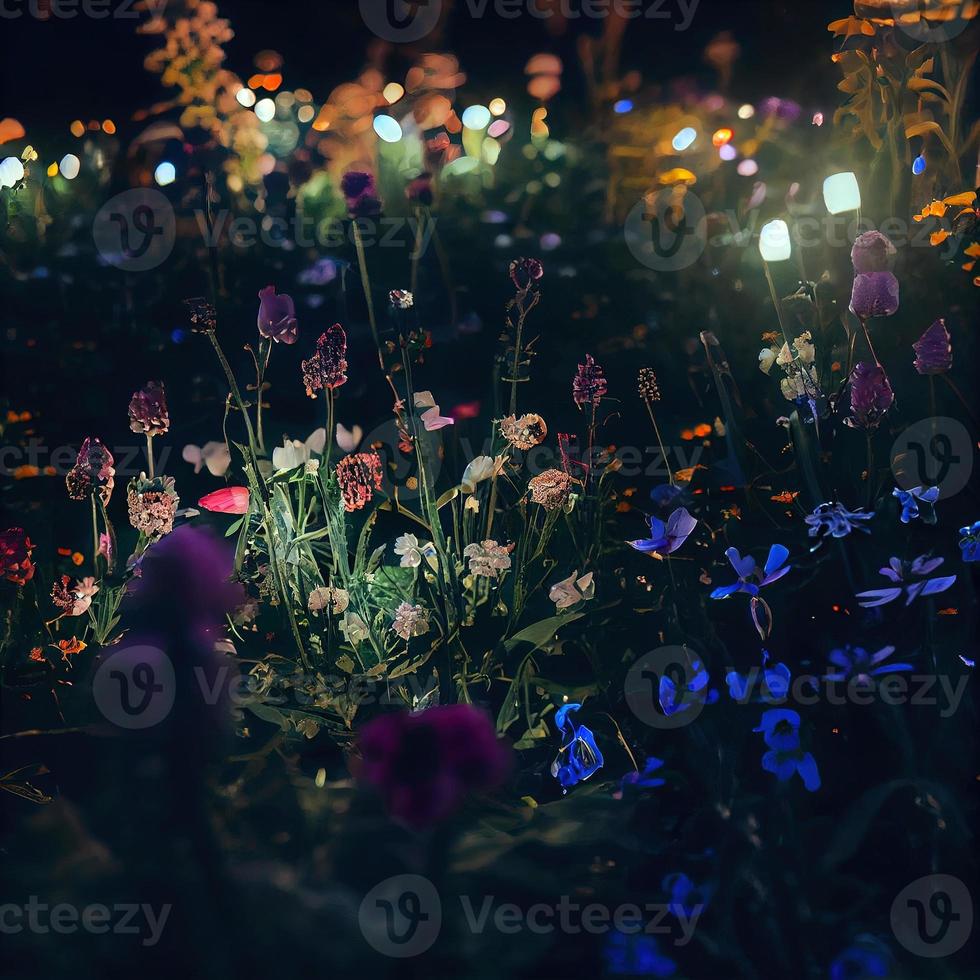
573,354,608,408
302,324,348,398
912,318,952,375
846,361,894,431
128,381,170,436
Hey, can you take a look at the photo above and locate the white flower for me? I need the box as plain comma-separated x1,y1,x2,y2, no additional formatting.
549,570,595,610
775,343,794,368
461,455,506,494
182,440,232,477
464,540,513,579
393,533,436,569
340,611,369,644
392,602,429,640
758,348,778,375
272,428,326,472
335,423,363,453
794,332,815,364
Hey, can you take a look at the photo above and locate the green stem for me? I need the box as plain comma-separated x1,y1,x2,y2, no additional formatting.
352,221,381,367
145,434,155,480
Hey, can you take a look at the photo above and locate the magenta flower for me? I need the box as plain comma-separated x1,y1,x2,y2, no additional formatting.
851,231,896,274
66,437,115,505
850,272,899,319
509,256,544,292
302,324,348,398
572,354,608,408
257,286,298,344
128,381,170,436
355,705,511,828
341,170,381,218
846,361,894,430
912,318,952,375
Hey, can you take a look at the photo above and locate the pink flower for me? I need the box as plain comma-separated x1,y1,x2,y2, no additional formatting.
572,354,608,408
257,286,298,344
128,381,170,436
198,487,250,515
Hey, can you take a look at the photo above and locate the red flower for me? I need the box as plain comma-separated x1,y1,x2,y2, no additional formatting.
198,487,250,515
336,452,383,512
1,527,35,586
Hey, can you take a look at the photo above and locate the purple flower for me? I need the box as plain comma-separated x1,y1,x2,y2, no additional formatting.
754,708,820,791
355,705,511,828
301,324,348,398
620,756,666,791
823,645,913,685
846,361,894,431
128,381,170,436
341,170,381,218
628,507,697,556
572,354,607,408
659,659,714,717
66,437,115,505
805,501,874,539
893,485,939,525
406,172,433,206
509,256,544,292
851,231,896,274
850,272,900,319
710,545,790,599
959,521,980,562
913,318,952,375
856,555,956,607
257,285,298,344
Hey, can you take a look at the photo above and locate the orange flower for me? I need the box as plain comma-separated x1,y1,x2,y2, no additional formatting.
13,465,39,479
71,552,84,566
771,491,800,504
57,637,87,660
29,646,45,662
674,465,707,484
693,423,712,438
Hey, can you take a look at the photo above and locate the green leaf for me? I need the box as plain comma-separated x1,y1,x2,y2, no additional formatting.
504,611,584,654
224,517,245,537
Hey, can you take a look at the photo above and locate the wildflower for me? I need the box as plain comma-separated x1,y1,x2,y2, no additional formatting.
461,455,505,494
256,285,298,344
509,256,543,292
127,474,179,538
406,172,433,206
912,318,952,375
637,367,661,402
528,468,573,510
301,325,348,397
340,611,370,644
272,429,326,471
388,289,414,309
0,527,35,586
893,485,939,525
51,575,97,616
846,362,894,430
182,441,231,477
620,756,665,791
628,507,697,557
198,486,250,515
391,601,429,640
341,170,381,218
335,423,363,453
856,555,956,607
464,540,513,579
551,702,604,790
308,586,349,615
823,645,912,686
958,520,980,562
393,533,436,569
57,636,87,660
499,413,548,450
355,705,511,828
805,502,874,539
851,230,896,274
572,354,607,408
710,545,790,599
336,451,383,512
66,437,115,505
753,708,820,791
128,381,169,436
414,390,454,431
549,570,595,610
98,533,112,563
659,657,714,718
850,272,900,319
726,652,791,703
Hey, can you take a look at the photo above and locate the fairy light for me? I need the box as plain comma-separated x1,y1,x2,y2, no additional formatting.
383,82,405,104
614,99,634,114
236,87,257,108
0,156,25,188
489,97,506,116
461,104,492,130
712,127,733,147
737,104,755,119
59,154,80,179
373,114,402,142
102,119,116,135
255,98,276,122
70,120,85,138
154,161,176,186
759,220,792,263
822,172,861,215
297,105,315,124
719,144,737,161
672,127,697,151
737,159,759,176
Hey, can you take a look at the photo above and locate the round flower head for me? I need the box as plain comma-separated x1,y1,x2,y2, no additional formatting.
128,381,170,436
391,601,429,640
302,324,348,397
509,256,544,291
499,413,548,450
464,540,513,579
335,451,383,512
851,230,896,273
127,474,179,538
846,361,894,431
528,469,573,510
850,272,899,319
257,286,298,344
912,318,952,375
0,527,35,586
341,171,381,218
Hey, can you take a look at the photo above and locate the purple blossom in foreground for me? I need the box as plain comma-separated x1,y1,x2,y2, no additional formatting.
846,361,894,431
628,507,697,556
913,318,952,375
856,555,956,608
850,271,900,319
257,285,298,344
805,502,874,539
823,645,913,685
355,705,511,828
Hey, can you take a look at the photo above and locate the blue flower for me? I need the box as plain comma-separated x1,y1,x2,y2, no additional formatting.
629,507,697,556
726,652,792,703
805,501,874,539
958,520,980,562
662,872,713,919
551,703,604,790
620,756,666,791
893,485,939,525
856,555,956,607
710,544,791,599
829,935,893,980
753,708,820,791
650,483,688,509
659,658,713,717
823,645,913,685
604,932,676,977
